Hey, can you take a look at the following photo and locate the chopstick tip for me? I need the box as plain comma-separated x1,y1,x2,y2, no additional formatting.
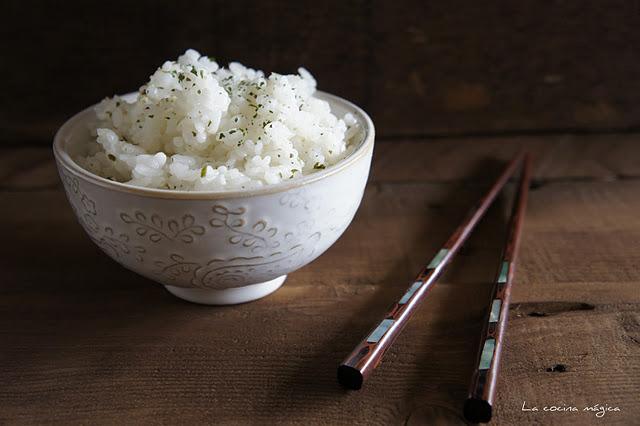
463,398,493,423
337,365,363,390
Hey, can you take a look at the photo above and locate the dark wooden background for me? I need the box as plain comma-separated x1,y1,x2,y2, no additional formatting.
2,0,639,144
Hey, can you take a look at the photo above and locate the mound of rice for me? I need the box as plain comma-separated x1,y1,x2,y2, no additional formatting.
76,49,361,191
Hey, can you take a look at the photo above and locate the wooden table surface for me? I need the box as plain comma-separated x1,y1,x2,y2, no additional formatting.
1,137,639,425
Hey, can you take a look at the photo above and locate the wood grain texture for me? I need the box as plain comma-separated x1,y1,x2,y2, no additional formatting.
1,141,639,424
370,0,640,136
372,134,640,183
2,1,640,143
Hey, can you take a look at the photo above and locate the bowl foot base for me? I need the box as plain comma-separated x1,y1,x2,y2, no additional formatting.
164,275,287,305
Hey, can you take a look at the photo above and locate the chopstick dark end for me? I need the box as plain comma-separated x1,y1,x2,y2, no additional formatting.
337,365,363,390
463,397,493,423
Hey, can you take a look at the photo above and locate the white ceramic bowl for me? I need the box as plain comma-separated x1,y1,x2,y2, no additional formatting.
53,92,374,305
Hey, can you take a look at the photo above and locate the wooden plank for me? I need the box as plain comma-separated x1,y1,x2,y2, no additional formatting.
4,134,640,191
1,172,639,424
373,135,640,183
3,2,640,143
496,309,640,425
370,0,640,136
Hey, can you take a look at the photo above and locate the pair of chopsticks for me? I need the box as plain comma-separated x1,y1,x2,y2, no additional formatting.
337,152,532,423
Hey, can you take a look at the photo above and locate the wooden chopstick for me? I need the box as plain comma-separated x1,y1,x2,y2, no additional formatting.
337,152,526,390
463,154,532,423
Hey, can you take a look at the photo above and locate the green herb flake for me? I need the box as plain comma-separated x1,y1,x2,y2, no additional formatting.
201,166,207,177
197,89,201,94
148,115,154,118
190,66,198,76
219,133,225,139
178,73,185,82
313,163,326,170
192,131,196,137
108,154,116,161
229,130,236,134
207,120,212,127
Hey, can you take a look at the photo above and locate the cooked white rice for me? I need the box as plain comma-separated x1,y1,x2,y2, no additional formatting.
76,49,361,191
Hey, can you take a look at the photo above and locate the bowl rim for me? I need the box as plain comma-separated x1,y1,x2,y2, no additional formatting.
53,91,375,200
